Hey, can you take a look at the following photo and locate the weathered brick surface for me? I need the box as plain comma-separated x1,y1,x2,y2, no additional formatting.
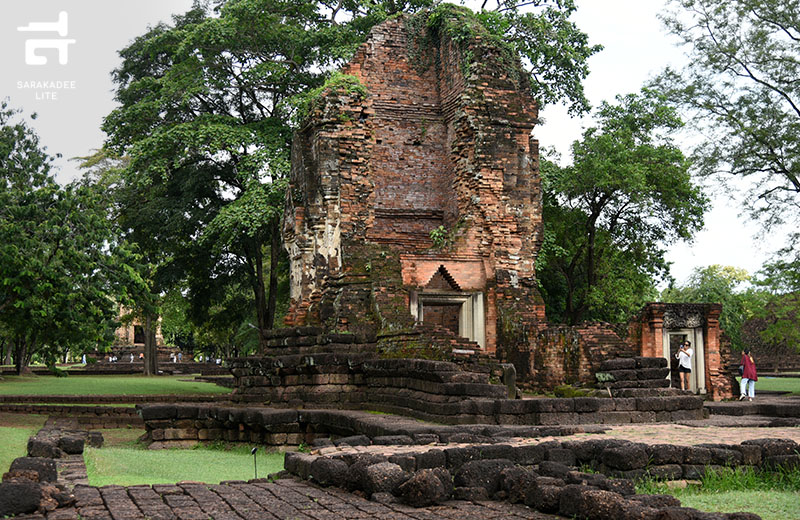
283,12,545,356
631,303,734,401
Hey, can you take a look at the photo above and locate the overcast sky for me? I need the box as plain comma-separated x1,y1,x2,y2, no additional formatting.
0,0,781,287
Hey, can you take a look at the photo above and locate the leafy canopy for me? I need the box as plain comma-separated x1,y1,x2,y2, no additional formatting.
538,90,708,325
656,0,800,231
0,102,145,368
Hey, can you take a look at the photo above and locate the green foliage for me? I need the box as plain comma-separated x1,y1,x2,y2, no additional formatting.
538,90,708,325
49,366,69,378
594,372,614,383
407,2,600,114
552,385,592,398
103,0,312,346
291,72,368,124
655,0,800,232
752,243,800,352
428,219,466,250
0,103,144,372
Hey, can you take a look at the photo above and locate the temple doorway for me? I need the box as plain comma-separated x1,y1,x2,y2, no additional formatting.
664,328,706,393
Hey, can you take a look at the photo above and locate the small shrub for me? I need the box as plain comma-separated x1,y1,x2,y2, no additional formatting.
553,385,591,398
49,366,69,378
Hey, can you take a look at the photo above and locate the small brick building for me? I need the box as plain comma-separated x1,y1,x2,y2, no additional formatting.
284,9,544,353
630,302,733,400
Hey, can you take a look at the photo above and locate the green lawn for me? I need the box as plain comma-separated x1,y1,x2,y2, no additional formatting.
638,466,800,520
743,376,800,395
0,413,46,472
85,439,285,486
0,375,231,396
678,490,800,520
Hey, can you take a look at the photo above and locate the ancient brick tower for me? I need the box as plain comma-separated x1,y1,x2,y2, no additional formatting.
283,8,545,355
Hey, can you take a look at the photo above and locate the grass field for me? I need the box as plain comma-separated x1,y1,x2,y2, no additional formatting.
0,413,46,472
0,375,231,396
743,376,800,395
85,429,284,486
678,490,800,520
638,466,800,520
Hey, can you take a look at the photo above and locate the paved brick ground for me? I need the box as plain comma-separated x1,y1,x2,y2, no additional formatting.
549,422,800,446
17,479,563,520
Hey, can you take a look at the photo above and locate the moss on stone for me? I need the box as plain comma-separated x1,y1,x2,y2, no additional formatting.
293,72,369,124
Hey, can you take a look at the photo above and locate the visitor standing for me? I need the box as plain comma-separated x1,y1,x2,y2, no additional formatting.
676,341,693,391
739,348,758,401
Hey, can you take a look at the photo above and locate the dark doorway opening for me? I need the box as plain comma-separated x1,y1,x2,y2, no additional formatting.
134,325,145,344
423,303,461,335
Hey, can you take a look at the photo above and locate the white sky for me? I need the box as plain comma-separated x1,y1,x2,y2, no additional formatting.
0,0,782,287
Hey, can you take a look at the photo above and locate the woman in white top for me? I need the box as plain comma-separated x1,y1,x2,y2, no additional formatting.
676,341,693,391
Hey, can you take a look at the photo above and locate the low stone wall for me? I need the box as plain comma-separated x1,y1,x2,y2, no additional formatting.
0,424,103,516
137,405,604,448
0,404,143,428
82,362,228,375
284,437,798,518
230,355,521,424
231,350,704,425
0,394,229,404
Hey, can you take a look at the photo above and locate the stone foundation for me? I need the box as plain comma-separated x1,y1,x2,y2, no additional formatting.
284,436,795,518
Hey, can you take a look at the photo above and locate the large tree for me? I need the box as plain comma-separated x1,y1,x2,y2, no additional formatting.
0,103,141,373
657,0,800,231
538,91,708,325
104,0,600,348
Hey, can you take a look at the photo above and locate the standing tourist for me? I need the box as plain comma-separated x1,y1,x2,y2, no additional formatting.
676,341,693,391
739,348,758,401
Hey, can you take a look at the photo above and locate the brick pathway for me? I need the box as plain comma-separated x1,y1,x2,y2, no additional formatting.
17,479,564,520
549,422,800,446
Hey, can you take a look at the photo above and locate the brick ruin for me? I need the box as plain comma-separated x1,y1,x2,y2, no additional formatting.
283,8,544,354
273,8,735,401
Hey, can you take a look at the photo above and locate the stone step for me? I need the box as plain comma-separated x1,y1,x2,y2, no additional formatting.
705,400,800,417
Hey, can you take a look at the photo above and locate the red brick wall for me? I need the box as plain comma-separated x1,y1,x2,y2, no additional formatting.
284,13,545,355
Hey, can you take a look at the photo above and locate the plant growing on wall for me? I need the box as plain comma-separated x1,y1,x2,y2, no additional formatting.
406,1,601,114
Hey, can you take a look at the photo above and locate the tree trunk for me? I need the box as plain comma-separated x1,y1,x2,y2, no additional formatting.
14,335,32,375
249,242,269,352
266,216,280,329
0,338,9,365
143,313,158,376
